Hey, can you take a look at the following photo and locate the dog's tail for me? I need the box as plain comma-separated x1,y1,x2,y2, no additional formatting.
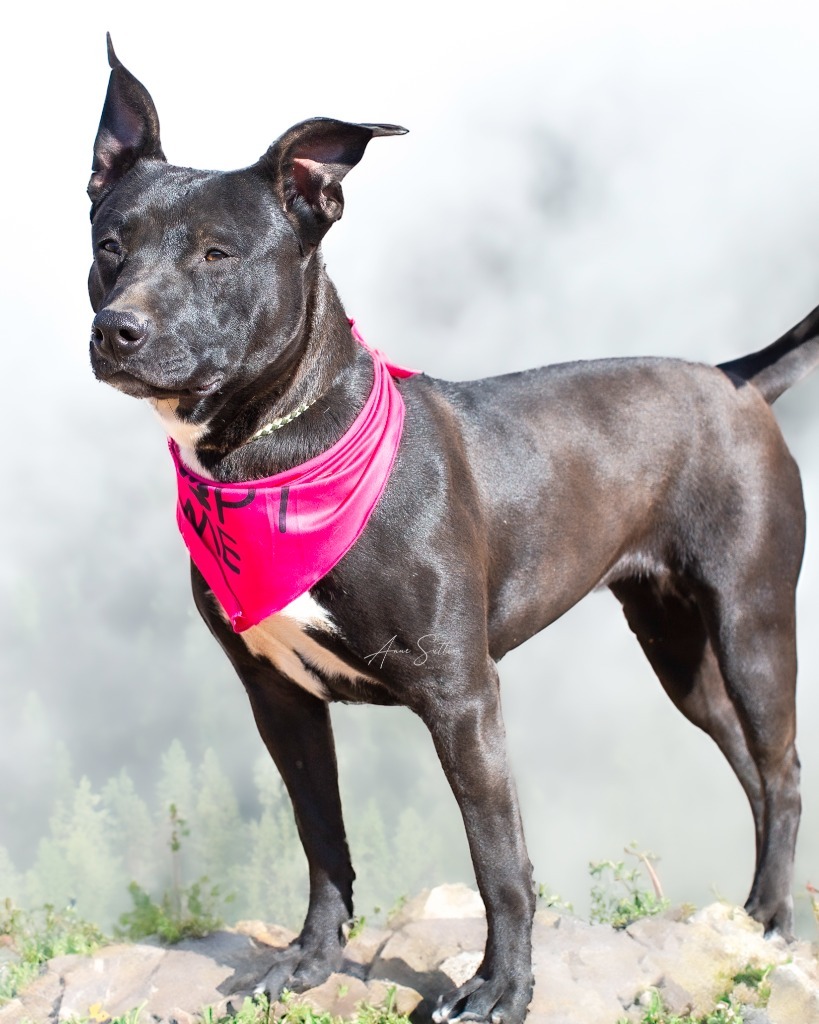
718,301,819,404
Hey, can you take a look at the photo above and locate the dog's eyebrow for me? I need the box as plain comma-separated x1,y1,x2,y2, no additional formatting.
95,209,127,230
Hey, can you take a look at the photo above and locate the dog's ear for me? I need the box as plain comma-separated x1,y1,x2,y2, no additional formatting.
88,34,166,210
259,118,408,248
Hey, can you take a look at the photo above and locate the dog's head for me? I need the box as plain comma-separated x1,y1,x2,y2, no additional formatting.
88,36,406,423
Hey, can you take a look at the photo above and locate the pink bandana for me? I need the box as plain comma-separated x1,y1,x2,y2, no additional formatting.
170,323,416,632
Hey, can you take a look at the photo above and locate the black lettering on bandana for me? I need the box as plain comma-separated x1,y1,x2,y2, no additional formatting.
180,474,257,575
218,527,241,574
181,497,209,538
215,488,257,525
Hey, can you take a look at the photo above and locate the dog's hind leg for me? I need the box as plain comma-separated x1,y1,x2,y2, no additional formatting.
612,566,801,939
610,577,765,864
699,576,801,939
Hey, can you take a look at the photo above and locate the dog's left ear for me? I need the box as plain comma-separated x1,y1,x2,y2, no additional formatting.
259,118,408,249
88,34,166,210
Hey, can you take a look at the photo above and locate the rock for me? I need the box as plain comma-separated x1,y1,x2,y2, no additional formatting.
438,950,482,988
343,926,392,979
0,932,288,1023
54,943,179,1019
655,976,694,1016
231,920,296,948
0,1000,25,1024
766,962,819,1024
527,957,621,1024
370,917,487,998
364,979,424,1017
690,901,764,934
176,930,279,994
295,973,372,1017
290,974,424,1021
527,918,649,1024
2,892,817,1023
533,907,561,928
166,1010,198,1024
627,904,791,1016
388,884,485,927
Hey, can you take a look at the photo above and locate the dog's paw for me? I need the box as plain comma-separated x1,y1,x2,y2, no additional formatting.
432,972,533,1024
253,939,343,998
745,895,795,942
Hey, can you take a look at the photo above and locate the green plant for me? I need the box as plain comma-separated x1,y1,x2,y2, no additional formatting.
385,895,408,925
168,803,190,919
621,962,774,1024
535,882,573,913
116,878,225,944
726,963,772,1007
589,843,669,928
354,986,410,1024
0,900,105,1002
202,995,273,1024
277,1001,338,1024
200,987,411,1024
116,803,231,943
620,987,745,1024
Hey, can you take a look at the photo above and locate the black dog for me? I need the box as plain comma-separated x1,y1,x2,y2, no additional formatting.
88,38,815,1023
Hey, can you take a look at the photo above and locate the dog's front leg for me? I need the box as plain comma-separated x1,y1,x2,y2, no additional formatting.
413,660,535,1024
244,670,354,997
192,575,353,996
244,667,354,995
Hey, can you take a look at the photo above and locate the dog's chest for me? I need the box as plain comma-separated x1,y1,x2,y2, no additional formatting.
150,400,378,699
236,592,376,700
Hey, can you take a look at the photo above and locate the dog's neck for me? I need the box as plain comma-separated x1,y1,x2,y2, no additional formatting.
151,267,374,483
151,399,213,477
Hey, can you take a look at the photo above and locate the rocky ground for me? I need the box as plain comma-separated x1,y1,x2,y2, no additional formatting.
1,886,817,1024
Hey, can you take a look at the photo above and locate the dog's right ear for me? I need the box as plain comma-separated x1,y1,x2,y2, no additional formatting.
88,34,166,210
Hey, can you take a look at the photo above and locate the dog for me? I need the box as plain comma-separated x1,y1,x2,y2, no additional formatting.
88,37,814,1023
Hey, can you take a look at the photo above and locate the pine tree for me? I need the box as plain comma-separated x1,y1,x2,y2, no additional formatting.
102,768,157,888
231,757,306,928
193,748,244,884
156,740,195,822
392,805,439,899
26,777,125,928
349,798,392,915
155,740,196,891
0,845,21,903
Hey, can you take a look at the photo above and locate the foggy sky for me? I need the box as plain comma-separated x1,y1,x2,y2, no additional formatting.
2,0,819,932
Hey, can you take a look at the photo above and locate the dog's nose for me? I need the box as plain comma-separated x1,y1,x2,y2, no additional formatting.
91,308,149,358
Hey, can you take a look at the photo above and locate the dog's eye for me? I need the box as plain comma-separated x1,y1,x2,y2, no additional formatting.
205,248,229,262
99,239,122,256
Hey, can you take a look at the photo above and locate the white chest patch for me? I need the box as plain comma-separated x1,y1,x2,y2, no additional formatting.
149,398,212,478
232,592,377,700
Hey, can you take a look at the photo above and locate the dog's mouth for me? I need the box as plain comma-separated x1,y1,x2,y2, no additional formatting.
98,367,224,401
